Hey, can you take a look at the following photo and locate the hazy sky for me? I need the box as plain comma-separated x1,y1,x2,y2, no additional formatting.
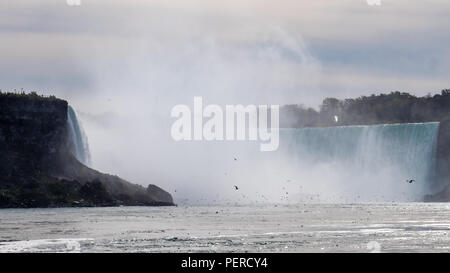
1,0,450,201
1,0,449,106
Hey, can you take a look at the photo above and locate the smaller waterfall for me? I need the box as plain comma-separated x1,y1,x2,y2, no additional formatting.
67,105,92,166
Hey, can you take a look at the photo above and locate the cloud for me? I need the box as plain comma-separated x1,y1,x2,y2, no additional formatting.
1,0,449,101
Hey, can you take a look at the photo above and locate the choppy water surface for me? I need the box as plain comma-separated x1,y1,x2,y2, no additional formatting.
0,203,449,253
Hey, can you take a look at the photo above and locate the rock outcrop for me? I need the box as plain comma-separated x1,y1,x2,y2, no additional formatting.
424,184,450,202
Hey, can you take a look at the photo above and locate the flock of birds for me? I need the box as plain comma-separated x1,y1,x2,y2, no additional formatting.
232,157,417,191
173,155,418,204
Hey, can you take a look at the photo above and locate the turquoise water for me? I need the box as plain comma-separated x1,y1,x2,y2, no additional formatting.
279,123,441,200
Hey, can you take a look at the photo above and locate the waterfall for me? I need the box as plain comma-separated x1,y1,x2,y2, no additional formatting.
67,105,91,166
279,122,441,202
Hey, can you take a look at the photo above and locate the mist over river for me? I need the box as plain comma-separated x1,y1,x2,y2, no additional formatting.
1,204,449,253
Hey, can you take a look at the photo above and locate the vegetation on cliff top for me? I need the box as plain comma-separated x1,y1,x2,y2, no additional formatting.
281,89,450,128
0,90,60,102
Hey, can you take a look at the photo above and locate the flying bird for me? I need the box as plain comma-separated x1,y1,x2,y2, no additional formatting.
406,179,415,184
234,185,239,191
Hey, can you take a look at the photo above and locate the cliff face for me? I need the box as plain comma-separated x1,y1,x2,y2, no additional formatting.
0,92,174,208
423,120,450,202
0,93,67,181
436,121,450,186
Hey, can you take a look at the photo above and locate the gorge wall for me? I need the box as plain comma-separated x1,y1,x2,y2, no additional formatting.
0,92,174,208
424,120,450,201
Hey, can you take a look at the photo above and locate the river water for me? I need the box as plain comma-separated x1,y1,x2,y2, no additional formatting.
0,203,449,253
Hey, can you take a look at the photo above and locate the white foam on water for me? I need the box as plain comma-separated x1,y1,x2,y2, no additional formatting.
0,238,94,253
359,228,401,234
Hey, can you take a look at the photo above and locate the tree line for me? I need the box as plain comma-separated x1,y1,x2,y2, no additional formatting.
280,90,450,128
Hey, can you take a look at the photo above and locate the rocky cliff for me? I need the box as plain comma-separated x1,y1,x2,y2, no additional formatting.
424,120,450,202
0,92,174,208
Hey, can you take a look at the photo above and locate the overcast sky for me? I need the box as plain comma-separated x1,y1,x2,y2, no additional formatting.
1,0,449,108
2,0,450,198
